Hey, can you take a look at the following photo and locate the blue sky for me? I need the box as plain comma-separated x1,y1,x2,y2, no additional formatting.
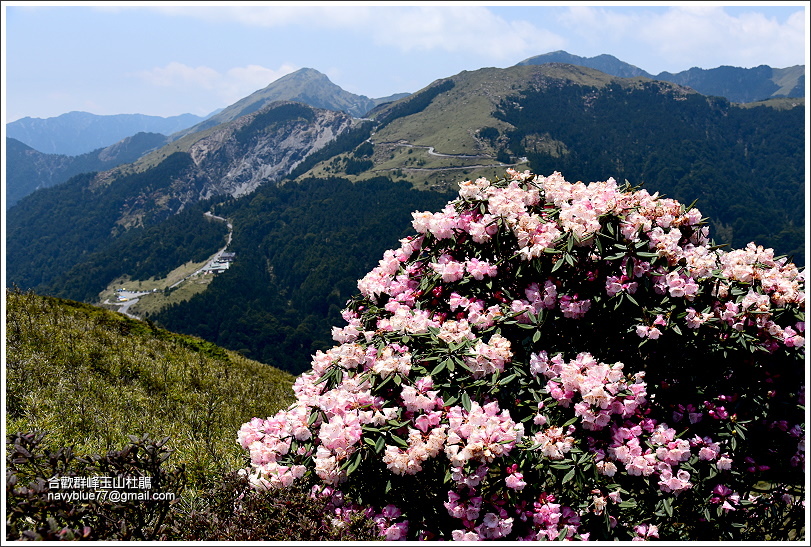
2,2,808,122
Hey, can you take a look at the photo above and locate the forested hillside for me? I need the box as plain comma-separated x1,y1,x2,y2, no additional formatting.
150,176,455,374
41,203,229,303
495,81,805,260
6,153,219,290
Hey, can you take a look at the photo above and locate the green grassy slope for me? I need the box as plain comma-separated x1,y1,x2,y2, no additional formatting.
5,289,296,488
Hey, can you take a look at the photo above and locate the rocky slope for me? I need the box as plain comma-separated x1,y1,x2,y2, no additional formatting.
93,101,357,225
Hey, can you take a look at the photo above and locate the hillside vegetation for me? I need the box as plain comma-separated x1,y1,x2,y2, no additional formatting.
6,63,804,379
293,64,804,262
494,80,805,260
150,176,455,374
5,289,295,486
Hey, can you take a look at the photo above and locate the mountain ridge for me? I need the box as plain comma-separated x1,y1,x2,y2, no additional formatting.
170,68,403,140
517,50,804,103
6,111,211,156
5,132,169,209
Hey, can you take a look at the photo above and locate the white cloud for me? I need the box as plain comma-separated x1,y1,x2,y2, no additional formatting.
137,62,221,89
557,5,806,72
145,5,566,62
134,62,298,104
365,6,566,60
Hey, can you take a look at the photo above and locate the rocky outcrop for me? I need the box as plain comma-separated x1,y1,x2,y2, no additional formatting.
186,102,353,199
102,101,356,223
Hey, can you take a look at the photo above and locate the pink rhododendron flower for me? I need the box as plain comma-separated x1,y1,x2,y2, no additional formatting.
238,170,803,541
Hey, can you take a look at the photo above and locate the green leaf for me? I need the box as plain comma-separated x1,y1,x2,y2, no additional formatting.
376,374,392,391
562,416,578,427
663,497,674,517
461,392,472,411
431,359,448,376
347,451,362,474
499,374,517,386
562,468,575,484
374,436,385,454
390,433,408,448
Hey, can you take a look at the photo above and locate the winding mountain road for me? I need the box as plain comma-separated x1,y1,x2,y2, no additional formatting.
369,140,527,172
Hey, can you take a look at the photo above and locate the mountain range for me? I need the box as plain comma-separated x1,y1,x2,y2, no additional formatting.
6,111,211,156
517,51,805,103
5,132,169,209
5,55,805,375
4,68,410,207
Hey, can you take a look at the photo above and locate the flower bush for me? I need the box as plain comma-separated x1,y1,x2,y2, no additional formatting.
238,170,805,540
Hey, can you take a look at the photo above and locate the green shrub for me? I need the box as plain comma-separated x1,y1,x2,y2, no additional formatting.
237,170,804,540
6,432,184,540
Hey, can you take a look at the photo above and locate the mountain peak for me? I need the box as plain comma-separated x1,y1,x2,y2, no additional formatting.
172,68,376,139
272,67,331,85
516,51,651,79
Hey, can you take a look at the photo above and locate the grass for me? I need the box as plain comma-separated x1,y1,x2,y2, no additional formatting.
5,289,296,493
129,273,215,317
296,64,642,191
736,97,805,110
